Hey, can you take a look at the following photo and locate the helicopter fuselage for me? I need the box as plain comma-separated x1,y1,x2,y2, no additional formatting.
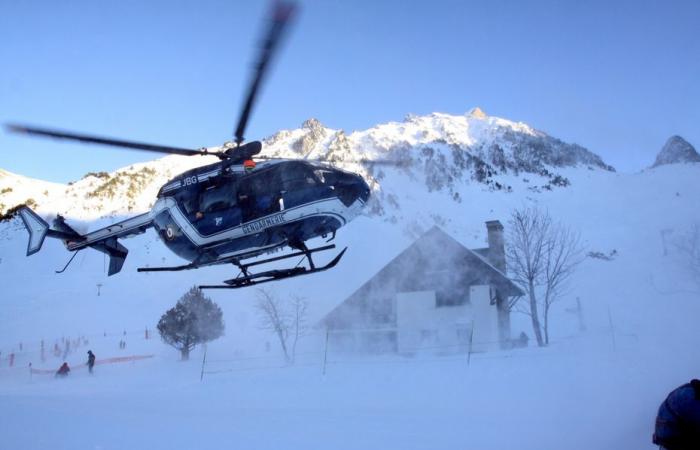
150,158,370,265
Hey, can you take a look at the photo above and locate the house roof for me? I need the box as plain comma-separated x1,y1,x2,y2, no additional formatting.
321,226,524,327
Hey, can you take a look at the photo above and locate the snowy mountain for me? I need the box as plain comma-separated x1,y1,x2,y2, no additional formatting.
0,109,613,222
651,135,700,168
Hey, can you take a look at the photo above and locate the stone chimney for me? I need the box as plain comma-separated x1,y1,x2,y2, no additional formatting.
485,220,510,347
485,220,506,273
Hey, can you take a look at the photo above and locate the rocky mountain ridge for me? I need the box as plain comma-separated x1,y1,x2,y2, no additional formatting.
1,109,614,221
652,135,700,168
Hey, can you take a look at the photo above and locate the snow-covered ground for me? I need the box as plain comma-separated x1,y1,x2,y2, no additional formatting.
0,329,694,450
1,111,699,449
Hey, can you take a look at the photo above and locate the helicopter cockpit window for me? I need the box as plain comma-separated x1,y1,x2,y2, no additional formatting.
199,184,236,213
281,163,320,191
237,166,284,221
177,193,199,215
313,169,338,185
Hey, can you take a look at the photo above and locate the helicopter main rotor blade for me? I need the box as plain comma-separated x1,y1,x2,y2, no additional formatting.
256,155,410,167
233,1,297,146
5,124,219,158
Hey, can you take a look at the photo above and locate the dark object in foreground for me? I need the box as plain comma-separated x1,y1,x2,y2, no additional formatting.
654,379,700,449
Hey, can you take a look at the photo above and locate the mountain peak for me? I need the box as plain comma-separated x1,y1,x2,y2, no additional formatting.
467,107,487,119
651,135,700,168
302,118,325,130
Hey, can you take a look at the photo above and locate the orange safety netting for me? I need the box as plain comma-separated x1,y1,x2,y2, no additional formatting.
29,355,154,375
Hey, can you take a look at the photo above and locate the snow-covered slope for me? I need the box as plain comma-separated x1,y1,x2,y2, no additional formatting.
1,108,698,343
1,111,699,450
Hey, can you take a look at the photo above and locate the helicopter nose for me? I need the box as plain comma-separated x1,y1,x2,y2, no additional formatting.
336,176,370,206
357,178,370,203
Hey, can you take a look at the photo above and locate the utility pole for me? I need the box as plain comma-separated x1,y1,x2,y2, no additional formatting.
96,283,102,296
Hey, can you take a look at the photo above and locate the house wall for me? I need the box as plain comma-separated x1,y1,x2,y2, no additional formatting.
470,285,500,352
395,286,499,354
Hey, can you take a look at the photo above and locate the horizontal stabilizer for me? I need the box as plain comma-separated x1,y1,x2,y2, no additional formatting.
91,238,129,276
18,207,49,256
107,243,128,276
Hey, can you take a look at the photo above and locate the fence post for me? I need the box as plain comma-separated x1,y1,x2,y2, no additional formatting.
200,345,207,382
322,328,329,376
467,321,474,367
607,306,617,352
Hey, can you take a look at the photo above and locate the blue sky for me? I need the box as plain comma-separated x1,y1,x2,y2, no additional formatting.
1,0,698,182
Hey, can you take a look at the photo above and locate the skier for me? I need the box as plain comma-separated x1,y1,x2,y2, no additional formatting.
55,362,70,378
653,379,700,449
87,350,95,374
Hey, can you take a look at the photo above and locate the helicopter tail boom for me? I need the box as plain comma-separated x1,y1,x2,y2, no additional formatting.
17,207,153,276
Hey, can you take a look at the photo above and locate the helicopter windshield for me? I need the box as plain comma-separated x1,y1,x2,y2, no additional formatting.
279,162,334,209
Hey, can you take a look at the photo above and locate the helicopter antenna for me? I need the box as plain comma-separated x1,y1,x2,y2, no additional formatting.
233,1,297,147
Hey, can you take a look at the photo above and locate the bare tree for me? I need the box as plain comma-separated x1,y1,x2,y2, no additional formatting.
506,207,583,346
540,223,583,344
289,295,309,364
255,289,309,364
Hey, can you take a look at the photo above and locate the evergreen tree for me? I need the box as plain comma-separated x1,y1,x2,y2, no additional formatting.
157,287,224,360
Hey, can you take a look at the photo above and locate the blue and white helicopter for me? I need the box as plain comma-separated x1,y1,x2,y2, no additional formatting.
7,2,383,289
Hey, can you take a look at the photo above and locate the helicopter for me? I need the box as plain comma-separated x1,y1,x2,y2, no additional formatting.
6,2,380,289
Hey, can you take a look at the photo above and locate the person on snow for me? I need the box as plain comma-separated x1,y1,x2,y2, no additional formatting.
87,350,95,374
653,379,700,449
55,362,70,378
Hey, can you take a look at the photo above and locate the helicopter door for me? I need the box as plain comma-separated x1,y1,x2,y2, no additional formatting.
238,167,283,223
193,181,242,235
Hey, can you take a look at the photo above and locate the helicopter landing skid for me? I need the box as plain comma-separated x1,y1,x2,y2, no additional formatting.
199,245,347,290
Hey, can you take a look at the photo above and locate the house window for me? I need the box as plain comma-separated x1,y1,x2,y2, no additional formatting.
435,289,469,307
